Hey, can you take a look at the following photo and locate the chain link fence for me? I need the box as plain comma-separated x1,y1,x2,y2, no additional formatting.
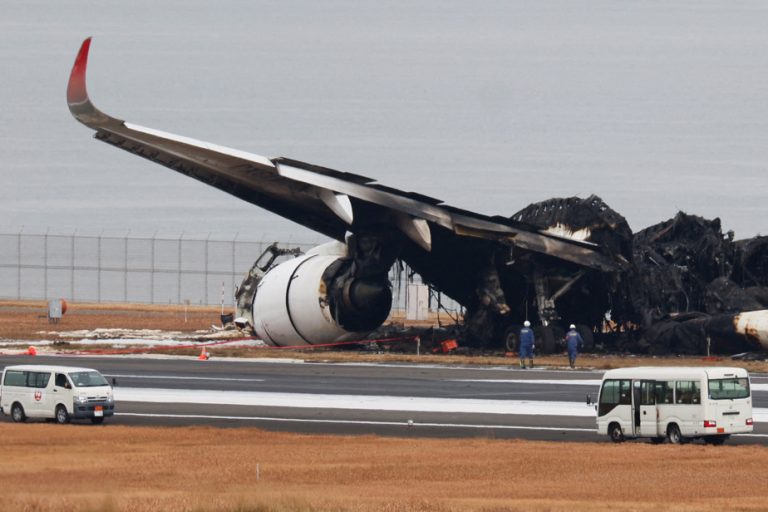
0,231,457,314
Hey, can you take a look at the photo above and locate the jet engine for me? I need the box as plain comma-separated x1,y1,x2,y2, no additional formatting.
250,241,393,346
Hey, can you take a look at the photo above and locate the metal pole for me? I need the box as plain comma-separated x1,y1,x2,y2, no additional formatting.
44,229,49,300
124,231,129,302
16,228,22,300
177,233,183,304
231,233,237,308
97,231,102,303
70,231,75,301
204,234,210,305
150,233,156,304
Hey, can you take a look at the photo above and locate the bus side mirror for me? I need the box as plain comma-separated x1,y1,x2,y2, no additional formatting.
112,377,118,387
586,394,592,406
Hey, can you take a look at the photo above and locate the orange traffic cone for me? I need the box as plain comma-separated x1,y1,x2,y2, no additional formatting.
198,348,209,360
27,346,37,356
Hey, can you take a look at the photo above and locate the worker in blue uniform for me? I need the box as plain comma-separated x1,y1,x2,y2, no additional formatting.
519,320,535,369
565,324,584,369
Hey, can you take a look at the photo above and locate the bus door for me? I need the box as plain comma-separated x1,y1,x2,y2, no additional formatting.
638,380,658,437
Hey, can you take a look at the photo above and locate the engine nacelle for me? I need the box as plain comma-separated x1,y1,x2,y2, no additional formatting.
252,242,392,346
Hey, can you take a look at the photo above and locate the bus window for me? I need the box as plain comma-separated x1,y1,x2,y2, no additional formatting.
708,378,750,400
640,381,655,405
598,379,631,416
654,381,674,404
676,380,700,404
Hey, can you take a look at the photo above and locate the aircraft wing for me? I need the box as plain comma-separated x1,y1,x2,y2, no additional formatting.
67,38,619,273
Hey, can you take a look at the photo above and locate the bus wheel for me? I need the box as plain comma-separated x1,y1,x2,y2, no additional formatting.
11,403,26,423
55,405,70,425
704,435,728,445
667,424,684,444
608,423,624,443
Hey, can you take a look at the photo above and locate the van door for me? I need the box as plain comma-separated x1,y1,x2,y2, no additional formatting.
26,371,53,417
54,373,74,412
36,372,56,418
638,380,658,437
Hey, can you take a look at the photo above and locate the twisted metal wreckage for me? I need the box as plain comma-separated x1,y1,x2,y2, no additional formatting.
67,38,768,355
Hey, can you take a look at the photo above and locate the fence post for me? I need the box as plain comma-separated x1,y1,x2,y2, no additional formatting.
204,234,210,306
150,232,156,304
70,231,76,301
177,232,183,304
97,231,102,303
16,228,22,299
44,229,49,300
124,231,129,302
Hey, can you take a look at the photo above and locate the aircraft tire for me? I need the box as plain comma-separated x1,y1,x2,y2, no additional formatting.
577,325,594,352
502,325,520,352
540,326,556,355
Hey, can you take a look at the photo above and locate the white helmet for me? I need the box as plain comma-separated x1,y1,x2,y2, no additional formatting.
569,324,576,329
524,320,531,327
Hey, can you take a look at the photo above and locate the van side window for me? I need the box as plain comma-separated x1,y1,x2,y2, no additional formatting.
26,372,51,388
3,370,26,387
55,373,71,389
676,380,700,404
598,379,631,416
654,381,674,404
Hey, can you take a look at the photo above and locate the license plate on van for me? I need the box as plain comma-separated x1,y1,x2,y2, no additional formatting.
94,406,103,417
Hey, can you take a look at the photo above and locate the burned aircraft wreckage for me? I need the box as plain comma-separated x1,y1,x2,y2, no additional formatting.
67,38,768,355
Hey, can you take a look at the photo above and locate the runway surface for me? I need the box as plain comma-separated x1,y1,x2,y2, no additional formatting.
1,354,767,444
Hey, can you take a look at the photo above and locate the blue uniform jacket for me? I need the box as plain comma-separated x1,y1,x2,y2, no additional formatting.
566,330,583,355
519,327,535,350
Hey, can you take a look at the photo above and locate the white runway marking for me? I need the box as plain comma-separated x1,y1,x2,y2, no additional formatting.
104,374,265,382
114,412,596,432
450,379,602,386
112,387,768,422
114,387,596,417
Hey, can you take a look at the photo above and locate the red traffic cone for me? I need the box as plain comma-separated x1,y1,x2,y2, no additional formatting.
198,348,209,360
27,346,37,356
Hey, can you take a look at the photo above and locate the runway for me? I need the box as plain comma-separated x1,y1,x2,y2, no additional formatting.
1,354,767,444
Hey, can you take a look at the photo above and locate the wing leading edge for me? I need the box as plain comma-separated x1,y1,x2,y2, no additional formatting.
67,38,620,272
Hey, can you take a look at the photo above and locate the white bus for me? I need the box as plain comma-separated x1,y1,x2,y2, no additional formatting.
596,366,753,444
0,365,114,424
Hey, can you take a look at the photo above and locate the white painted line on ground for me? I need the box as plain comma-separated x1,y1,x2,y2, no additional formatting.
112,387,768,423
114,412,596,432
113,387,596,417
104,374,265,382
450,379,602,386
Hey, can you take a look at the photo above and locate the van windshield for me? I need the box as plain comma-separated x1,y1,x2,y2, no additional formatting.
708,378,750,400
68,371,108,387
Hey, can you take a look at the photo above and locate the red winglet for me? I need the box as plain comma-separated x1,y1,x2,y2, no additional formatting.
67,37,92,107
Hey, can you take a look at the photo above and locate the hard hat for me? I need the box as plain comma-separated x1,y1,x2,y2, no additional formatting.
569,324,576,329
524,320,530,327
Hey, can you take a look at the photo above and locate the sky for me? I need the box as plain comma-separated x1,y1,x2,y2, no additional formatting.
1,0,767,242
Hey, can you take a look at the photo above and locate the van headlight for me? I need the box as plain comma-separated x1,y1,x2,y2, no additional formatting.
76,395,87,404
107,395,114,403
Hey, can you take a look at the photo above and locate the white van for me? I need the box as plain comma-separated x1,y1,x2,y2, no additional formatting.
0,365,114,424
596,366,753,444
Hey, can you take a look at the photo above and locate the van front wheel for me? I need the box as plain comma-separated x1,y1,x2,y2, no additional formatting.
11,403,26,423
55,405,70,425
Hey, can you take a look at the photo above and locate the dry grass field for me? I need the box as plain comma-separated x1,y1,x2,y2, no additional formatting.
3,423,768,512
3,300,768,511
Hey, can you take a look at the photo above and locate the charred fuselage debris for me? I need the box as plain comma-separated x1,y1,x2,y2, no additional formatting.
503,198,768,355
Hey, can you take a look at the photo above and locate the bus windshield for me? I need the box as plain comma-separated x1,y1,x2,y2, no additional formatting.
68,371,109,388
708,378,750,400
